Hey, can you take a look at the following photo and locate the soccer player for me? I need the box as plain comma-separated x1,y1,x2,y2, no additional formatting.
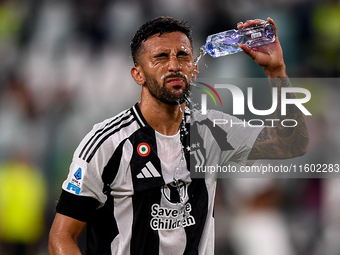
48,16,308,255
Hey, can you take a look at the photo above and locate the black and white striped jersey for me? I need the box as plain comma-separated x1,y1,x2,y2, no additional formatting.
57,103,262,255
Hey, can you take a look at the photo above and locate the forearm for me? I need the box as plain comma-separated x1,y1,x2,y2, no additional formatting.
249,76,309,160
49,232,82,255
49,213,86,255
269,77,309,156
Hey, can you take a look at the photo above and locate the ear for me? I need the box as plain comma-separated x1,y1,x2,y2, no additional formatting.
131,65,145,86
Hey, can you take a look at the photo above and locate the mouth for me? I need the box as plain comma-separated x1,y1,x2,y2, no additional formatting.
165,77,185,86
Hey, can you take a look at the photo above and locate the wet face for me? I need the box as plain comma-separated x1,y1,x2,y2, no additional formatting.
135,32,194,105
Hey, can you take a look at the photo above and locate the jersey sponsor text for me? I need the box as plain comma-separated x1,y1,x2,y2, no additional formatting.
150,203,195,230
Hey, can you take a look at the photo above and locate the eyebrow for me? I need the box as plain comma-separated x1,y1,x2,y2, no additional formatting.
178,50,189,55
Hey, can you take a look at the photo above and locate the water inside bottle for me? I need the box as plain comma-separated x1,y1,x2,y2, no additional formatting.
203,30,244,58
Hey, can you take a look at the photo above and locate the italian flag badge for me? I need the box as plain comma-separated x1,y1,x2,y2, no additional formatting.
137,143,151,157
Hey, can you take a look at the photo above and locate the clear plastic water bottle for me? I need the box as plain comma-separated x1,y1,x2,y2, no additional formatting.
203,21,276,58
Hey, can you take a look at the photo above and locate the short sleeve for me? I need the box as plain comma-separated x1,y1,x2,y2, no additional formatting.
57,120,118,220
56,190,99,222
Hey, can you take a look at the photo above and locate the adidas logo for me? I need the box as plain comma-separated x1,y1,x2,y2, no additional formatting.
137,161,161,179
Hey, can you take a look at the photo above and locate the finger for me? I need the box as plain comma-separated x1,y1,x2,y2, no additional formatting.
254,19,265,24
237,22,244,29
242,19,255,28
242,19,265,28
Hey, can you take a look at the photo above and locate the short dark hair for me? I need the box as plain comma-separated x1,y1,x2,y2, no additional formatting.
130,16,193,65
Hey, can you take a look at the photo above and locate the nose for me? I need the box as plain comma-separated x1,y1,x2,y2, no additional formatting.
168,56,181,72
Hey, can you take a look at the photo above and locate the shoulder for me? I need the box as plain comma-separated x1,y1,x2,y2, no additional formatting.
77,104,142,163
91,108,133,133
90,103,144,138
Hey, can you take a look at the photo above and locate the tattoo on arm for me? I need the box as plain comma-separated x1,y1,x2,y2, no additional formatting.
250,127,278,158
255,127,270,143
249,78,309,160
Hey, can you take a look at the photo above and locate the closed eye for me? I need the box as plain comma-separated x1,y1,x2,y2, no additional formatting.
154,53,168,59
178,51,189,57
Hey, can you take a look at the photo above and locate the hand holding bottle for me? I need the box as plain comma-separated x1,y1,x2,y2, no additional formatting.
238,17,286,78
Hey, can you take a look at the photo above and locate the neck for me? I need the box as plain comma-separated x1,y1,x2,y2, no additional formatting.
138,93,185,136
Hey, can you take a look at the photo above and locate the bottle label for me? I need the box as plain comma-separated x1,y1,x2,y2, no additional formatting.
251,32,262,39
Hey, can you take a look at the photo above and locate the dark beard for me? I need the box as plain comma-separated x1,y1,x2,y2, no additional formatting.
146,73,190,105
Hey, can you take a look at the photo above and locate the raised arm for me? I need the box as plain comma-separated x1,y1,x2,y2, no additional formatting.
238,18,309,159
49,213,86,255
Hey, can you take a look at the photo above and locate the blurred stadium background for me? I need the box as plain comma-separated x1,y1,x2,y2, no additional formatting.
0,0,340,254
